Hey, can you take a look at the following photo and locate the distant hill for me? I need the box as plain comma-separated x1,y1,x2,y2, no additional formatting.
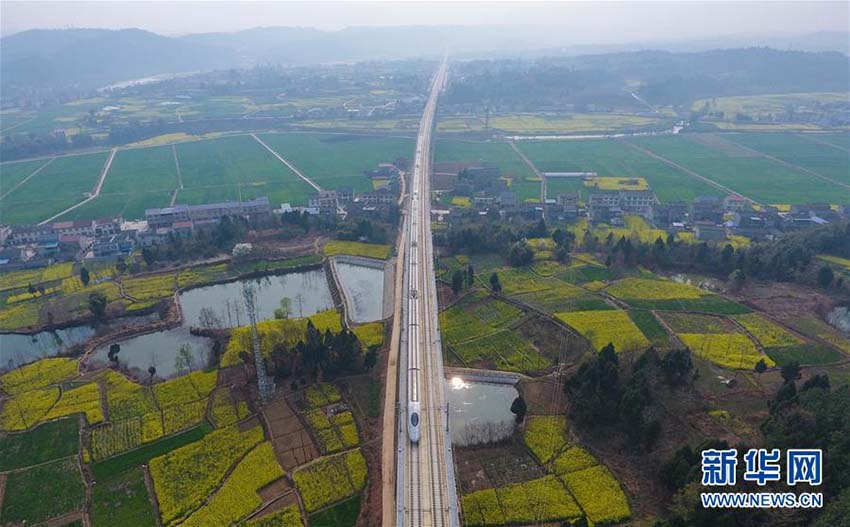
2,26,848,98
0,28,236,94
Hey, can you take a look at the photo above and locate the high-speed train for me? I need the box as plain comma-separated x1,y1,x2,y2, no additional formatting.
407,189,421,443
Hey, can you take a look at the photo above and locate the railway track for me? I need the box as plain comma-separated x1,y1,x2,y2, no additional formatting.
399,58,455,527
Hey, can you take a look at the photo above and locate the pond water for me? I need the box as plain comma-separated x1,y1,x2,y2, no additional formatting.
336,262,386,323
1,326,95,369
179,269,334,328
0,313,160,371
90,327,213,379
445,377,518,446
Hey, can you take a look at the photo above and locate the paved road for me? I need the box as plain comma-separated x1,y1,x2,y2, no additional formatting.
395,59,458,527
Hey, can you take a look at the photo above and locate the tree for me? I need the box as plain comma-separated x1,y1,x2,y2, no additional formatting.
728,269,745,292
451,270,465,295
510,395,527,422
508,240,534,267
780,361,802,383
754,358,768,375
141,247,157,266
274,297,292,320
115,256,127,274
489,272,502,293
818,265,834,289
107,343,121,364
466,264,475,288
175,343,196,373
364,345,379,371
198,307,223,329
88,292,107,319
80,267,90,286
661,349,693,387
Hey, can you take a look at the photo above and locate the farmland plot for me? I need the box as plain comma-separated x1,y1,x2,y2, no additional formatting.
451,329,550,372
518,138,721,202
556,309,650,352
730,133,850,186
0,151,109,224
630,135,847,204
176,135,313,206
258,132,415,193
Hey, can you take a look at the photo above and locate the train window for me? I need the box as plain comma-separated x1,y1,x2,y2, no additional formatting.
410,412,419,427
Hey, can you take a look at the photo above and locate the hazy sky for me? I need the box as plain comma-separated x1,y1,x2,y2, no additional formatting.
2,1,848,40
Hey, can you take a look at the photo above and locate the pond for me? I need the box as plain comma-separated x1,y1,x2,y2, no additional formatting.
445,376,518,447
90,327,213,379
179,269,334,328
1,326,95,370
336,262,386,323
0,313,160,371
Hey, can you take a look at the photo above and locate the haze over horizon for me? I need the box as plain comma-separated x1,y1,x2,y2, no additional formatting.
2,0,848,43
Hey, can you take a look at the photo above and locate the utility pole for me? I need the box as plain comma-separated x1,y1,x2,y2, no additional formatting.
242,283,274,403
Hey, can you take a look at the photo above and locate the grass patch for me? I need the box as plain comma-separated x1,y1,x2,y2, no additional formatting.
1,457,85,524
0,417,79,471
764,344,843,366
309,494,361,527
628,310,669,346
91,466,158,527
92,422,212,480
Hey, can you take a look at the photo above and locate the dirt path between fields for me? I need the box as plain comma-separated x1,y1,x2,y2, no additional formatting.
381,217,406,526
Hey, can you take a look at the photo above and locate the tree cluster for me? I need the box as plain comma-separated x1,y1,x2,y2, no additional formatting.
267,321,376,380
